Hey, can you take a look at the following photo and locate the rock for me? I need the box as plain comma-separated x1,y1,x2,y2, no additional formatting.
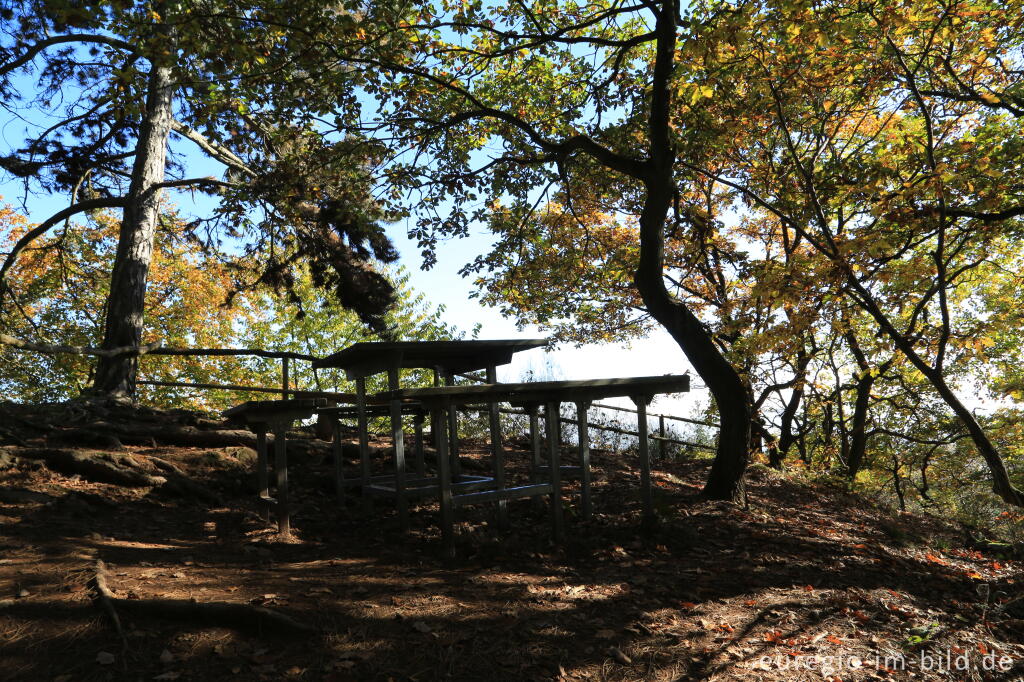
222,446,258,466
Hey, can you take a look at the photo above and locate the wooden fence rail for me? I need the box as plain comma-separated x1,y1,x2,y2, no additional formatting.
4,334,717,452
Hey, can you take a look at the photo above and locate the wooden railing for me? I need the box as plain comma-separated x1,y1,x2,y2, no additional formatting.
453,372,718,454
2,334,718,453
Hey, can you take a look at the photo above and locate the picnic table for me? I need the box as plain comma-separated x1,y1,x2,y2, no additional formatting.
372,374,691,553
312,339,548,526
222,398,326,535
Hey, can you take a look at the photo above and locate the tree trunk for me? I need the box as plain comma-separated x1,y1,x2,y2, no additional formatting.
844,331,873,479
845,278,1024,506
845,374,873,479
633,0,752,503
91,62,174,397
774,347,809,468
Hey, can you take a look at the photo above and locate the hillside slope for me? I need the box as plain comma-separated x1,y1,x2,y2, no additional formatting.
0,401,1021,681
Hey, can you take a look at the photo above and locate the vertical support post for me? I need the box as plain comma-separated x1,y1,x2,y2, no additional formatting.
545,401,563,543
273,423,290,536
356,376,371,514
443,371,462,477
526,403,542,510
486,365,507,527
281,357,290,400
332,418,344,501
256,427,269,523
430,369,441,447
413,410,426,478
659,415,667,460
388,366,408,530
632,395,654,529
576,401,592,521
435,401,455,557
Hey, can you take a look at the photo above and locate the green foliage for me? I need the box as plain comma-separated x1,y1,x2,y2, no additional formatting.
0,204,459,410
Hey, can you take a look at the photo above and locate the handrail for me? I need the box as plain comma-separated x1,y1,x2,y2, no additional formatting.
137,380,354,401
0,333,317,361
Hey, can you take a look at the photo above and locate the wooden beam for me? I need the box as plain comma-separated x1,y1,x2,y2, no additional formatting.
453,483,553,507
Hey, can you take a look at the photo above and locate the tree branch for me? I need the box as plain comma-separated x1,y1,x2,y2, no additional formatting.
1,34,139,76
0,197,128,289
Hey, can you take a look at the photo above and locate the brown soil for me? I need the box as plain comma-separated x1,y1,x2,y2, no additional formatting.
0,402,1022,681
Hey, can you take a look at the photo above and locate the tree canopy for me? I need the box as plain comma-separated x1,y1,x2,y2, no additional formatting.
1,0,1023,517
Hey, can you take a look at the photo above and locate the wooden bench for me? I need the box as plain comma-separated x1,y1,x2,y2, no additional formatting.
223,398,325,536
371,374,690,553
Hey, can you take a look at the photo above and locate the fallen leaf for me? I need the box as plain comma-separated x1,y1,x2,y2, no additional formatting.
608,646,632,664
412,621,431,633
96,652,115,665
159,649,175,664
153,673,181,681
595,629,616,639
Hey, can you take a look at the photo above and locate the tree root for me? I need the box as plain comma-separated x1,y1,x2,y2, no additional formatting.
5,447,166,487
90,560,129,654
90,559,314,636
0,447,219,501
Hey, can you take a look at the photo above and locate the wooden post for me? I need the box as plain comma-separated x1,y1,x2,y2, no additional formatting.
281,357,290,400
435,401,455,557
413,410,426,478
256,428,269,523
659,415,667,460
273,424,290,536
430,369,441,447
356,376,371,514
526,403,543,510
388,366,408,530
545,401,563,542
332,418,344,501
576,401,592,521
443,371,462,477
632,395,654,529
486,365,507,527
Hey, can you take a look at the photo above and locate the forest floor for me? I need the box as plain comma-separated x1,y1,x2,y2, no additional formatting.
0,400,1022,681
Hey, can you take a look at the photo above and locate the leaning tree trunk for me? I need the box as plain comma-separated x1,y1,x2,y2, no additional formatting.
633,0,752,503
846,278,1024,506
91,62,174,398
